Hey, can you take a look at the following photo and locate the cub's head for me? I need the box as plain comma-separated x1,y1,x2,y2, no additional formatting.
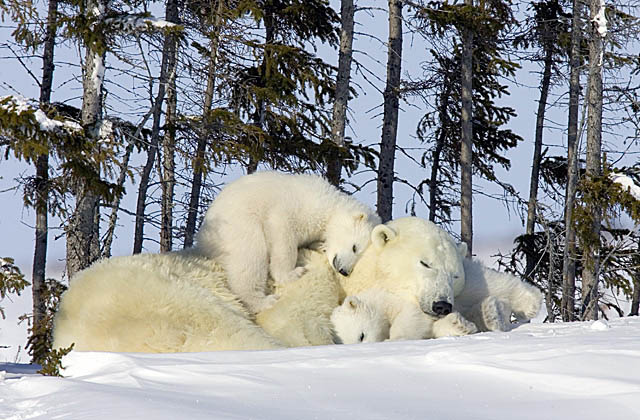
369,217,467,318
324,209,381,277
331,296,390,344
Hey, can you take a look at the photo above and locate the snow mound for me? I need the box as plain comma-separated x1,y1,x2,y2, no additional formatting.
2,318,640,419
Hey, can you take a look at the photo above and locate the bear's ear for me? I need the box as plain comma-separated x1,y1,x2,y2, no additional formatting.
457,242,469,258
354,212,367,222
345,296,361,309
371,224,397,249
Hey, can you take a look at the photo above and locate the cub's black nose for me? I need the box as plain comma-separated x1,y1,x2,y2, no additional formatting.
339,268,349,276
432,301,452,316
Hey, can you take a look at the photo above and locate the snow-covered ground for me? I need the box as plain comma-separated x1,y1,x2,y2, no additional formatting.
2,317,639,420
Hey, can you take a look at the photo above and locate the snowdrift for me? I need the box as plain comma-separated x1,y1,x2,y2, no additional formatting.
2,317,640,419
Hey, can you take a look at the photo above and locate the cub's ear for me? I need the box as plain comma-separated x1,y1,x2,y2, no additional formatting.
457,242,469,258
354,212,367,222
345,296,361,309
371,224,397,249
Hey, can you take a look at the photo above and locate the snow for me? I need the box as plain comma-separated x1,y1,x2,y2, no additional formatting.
0,95,82,133
2,318,640,419
105,15,179,33
611,172,640,201
592,0,607,38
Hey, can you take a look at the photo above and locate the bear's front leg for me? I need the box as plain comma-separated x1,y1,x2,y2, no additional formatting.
266,220,307,285
389,306,434,341
431,312,478,338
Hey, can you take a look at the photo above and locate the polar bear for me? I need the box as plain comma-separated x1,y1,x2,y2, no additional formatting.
331,288,477,344
339,216,541,335
196,171,381,313
53,248,343,353
53,250,283,353
454,258,543,332
255,248,342,347
340,217,468,318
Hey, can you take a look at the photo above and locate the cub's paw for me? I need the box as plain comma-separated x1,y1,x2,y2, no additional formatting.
275,266,308,285
253,294,280,313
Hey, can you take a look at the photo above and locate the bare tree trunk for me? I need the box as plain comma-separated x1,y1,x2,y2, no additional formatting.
327,0,355,186
184,1,224,249
133,0,179,254
581,0,605,321
102,140,134,258
160,65,177,252
376,0,403,223
247,7,276,174
66,0,107,279
460,0,474,257
561,0,582,322
525,42,554,280
31,0,58,362
428,80,452,223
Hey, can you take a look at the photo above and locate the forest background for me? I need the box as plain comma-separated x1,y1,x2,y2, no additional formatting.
1,0,640,364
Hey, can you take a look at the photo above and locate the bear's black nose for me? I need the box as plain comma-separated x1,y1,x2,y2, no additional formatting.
339,268,349,276
432,301,452,316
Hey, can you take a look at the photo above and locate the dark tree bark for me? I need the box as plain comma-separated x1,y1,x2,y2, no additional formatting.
460,0,474,256
327,0,355,186
428,79,452,223
133,0,179,254
581,0,605,321
184,0,224,249
561,0,582,322
376,0,403,223
31,0,58,364
525,35,554,280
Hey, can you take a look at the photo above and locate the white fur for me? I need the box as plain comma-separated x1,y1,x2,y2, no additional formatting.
53,251,283,352
340,217,467,317
455,258,543,332
256,249,342,347
331,289,477,344
196,171,380,314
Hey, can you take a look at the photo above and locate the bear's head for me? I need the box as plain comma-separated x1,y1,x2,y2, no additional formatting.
324,210,381,277
368,217,467,318
330,296,390,344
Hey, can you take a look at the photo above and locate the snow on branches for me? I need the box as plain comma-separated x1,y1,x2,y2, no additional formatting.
0,95,81,135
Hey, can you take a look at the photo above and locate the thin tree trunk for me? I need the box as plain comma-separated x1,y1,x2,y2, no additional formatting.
247,7,276,174
460,0,474,257
376,0,403,223
631,251,639,316
66,0,106,279
31,0,58,363
581,0,605,321
102,140,134,258
428,80,452,222
561,0,582,322
327,0,355,186
184,1,224,249
525,42,554,280
133,0,179,254
160,65,177,252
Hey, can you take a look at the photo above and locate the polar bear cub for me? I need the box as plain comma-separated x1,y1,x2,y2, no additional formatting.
196,171,381,313
330,288,478,344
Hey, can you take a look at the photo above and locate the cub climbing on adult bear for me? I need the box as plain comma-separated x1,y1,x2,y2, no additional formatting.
196,171,381,314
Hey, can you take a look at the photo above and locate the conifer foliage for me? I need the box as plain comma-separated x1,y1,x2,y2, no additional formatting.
1,0,640,368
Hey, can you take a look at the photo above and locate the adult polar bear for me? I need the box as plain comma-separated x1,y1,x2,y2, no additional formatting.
334,217,543,341
196,171,381,313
